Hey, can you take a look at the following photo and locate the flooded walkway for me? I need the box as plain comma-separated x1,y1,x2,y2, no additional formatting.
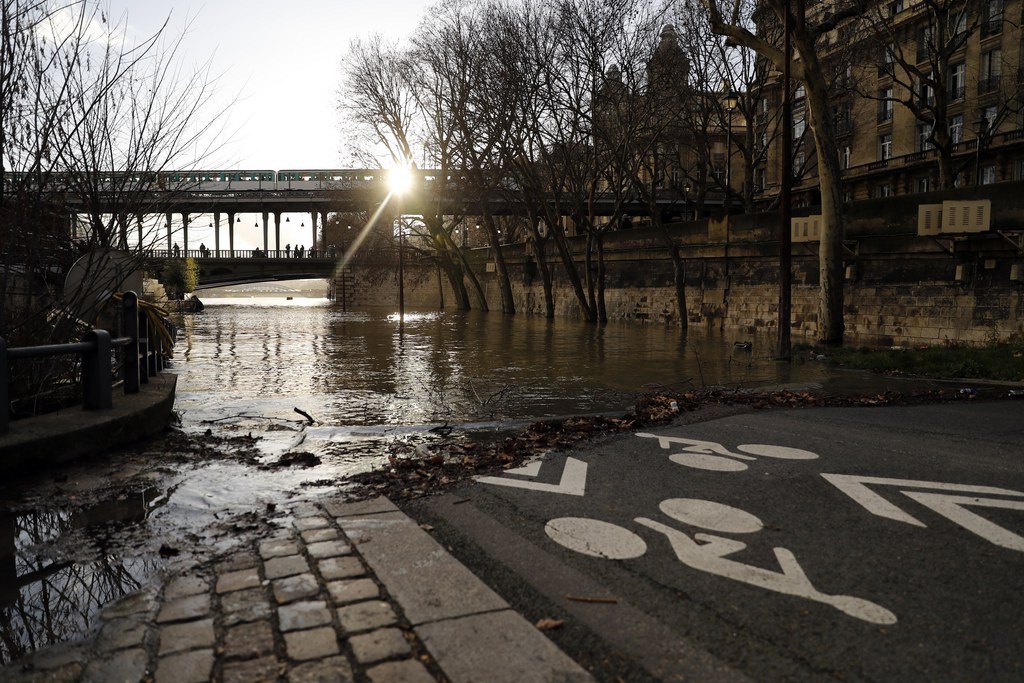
0,299,878,664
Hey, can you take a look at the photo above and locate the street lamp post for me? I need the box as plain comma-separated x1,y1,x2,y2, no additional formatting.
398,219,405,321
388,165,414,323
974,116,989,187
777,1,793,360
724,91,739,210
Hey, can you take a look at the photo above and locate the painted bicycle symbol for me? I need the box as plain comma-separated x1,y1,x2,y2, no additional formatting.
545,498,897,625
635,432,820,472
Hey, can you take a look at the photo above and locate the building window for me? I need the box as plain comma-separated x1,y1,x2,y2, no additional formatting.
753,167,765,191
878,88,893,122
876,184,894,198
982,0,1003,37
980,49,1001,95
917,26,932,62
982,105,998,133
879,46,894,76
842,146,852,169
879,133,893,160
950,115,964,144
917,177,931,193
980,165,997,185
949,63,965,101
917,123,933,152
916,75,935,106
888,1,904,16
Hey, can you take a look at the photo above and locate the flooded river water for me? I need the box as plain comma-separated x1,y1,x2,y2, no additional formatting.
3,294,844,663
175,297,830,439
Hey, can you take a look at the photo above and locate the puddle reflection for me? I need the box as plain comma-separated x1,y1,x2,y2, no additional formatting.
0,488,165,663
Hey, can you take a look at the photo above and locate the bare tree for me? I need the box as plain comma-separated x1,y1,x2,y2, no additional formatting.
1,0,231,413
703,0,866,344
412,1,522,314
340,34,482,311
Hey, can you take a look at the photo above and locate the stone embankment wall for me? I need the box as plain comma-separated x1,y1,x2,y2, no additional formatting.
339,186,1024,346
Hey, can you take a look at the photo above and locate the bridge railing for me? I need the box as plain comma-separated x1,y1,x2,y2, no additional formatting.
148,248,337,260
0,292,170,434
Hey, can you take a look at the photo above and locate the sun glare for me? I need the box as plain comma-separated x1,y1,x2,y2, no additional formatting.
388,165,414,195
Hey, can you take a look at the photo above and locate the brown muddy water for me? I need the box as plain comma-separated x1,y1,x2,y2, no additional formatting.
2,296,850,663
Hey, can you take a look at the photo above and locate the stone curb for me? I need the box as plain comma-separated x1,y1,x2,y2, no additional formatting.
0,495,592,683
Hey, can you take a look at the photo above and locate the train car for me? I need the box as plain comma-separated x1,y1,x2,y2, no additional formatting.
277,169,387,190
158,170,275,191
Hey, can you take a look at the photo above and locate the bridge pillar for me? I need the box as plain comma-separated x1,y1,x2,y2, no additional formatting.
166,212,173,252
182,213,190,254
117,213,129,250
310,212,323,252
227,212,236,257
274,211,282,256
214,213,221,254
262,211,269,253
136,214,144,251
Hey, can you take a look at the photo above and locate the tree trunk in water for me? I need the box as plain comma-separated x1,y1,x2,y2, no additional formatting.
442,254,474,311
482,212,515,314
585,232,597,321
595,233,607,323
546,215,595,322
803,53,845,344
670,246,688,329
539,253,555,318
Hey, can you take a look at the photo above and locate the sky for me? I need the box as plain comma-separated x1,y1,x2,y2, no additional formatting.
108,0,428,170
105,1,429,248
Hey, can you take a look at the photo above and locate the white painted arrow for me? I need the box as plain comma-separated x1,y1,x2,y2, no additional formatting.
476,457,588,496
822,473,1024,551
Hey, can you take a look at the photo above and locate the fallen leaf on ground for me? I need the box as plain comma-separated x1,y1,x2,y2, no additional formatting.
535,618,565,631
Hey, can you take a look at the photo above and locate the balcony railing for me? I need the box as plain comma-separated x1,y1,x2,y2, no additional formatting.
981,18,1003,38
978,77,1001,95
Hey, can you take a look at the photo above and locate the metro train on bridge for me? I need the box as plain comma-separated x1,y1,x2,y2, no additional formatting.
3,168,451,192
162,169,393,191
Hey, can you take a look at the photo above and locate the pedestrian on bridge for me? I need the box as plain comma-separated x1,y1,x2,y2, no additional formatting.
286,244,291,257
173,243,180,257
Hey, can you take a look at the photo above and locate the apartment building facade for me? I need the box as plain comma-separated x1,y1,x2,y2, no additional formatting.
757,0,1024,206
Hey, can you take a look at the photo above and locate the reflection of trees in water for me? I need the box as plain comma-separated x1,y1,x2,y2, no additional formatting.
0,490,163,663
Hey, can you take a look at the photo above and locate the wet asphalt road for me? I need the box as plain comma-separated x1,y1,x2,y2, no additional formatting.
405,400,1024,682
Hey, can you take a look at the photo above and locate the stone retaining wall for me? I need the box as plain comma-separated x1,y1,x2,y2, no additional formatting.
337,192,1024,346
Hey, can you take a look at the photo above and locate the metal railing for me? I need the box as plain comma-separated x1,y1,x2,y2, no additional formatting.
148,248,337,260
0,291,169,434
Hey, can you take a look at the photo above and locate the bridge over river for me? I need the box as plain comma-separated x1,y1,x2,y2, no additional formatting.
68,168,698,258
147,248,345,289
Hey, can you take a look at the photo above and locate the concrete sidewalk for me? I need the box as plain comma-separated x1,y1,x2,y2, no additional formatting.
0,496,592,683
0,374,177,474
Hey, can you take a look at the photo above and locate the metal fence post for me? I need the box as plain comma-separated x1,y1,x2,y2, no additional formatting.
139,309,150,384
82,329,112,410
148,318,159,376
123,292,140,394
0,338,8,434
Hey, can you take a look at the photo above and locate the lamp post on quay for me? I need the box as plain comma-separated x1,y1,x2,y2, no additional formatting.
974,116,989,187
724,90,739,211
389,165,414,323
776,0,794,360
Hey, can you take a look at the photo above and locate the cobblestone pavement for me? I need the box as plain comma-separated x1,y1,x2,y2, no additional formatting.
0,497,591,683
